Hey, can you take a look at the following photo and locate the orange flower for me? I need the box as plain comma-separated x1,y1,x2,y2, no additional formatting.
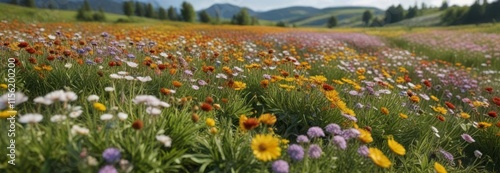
260,79,269,88
191,113,199,123
381,107,389,115
259,113,277,125
205,96,214,104
239,115,259,132
172,81,182,87
221,98,228,103
160,88,173,95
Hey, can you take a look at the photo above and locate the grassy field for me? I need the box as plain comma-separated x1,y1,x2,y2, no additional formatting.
1,3,500,173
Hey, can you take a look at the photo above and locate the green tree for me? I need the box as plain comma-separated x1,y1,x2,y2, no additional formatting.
198,10,211,23
158,7,168,20
82,0,91,11
10,0,18,5
145,3,155,18
76,0,93,21
168,6,179,21
123,1,134,17
135,2,145,17
362,10,373,26
251,16,259,25
370,17,384,27
92,8,106,21
231,8,251,25
26,0,36,8
406,6,418,19
465,0,484,24
440,1,449,10
327,15,337,28
181,1,196,22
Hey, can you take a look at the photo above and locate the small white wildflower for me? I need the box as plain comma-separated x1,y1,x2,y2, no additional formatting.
104,87,115,92
100,114,114,121
50,115,67,122
117,112,128,121
87,95,100,102
156,135,172,147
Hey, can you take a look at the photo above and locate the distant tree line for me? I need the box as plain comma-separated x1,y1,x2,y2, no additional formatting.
10,0,36,8
442,0,500,25
122,1,259,25
76,0,105,21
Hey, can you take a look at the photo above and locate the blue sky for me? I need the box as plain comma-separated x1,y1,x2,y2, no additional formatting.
158,0,494,11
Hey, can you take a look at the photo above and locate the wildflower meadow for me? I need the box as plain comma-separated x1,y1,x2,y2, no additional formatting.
1,21,500,173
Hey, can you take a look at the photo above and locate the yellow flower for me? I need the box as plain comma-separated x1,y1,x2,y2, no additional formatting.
399,113,408,119
251,134,281,162
206,118,216,127
381,107,389,115
310,75,327,84
460,112,470,119
472,101,483,108
368,148,391,168
279,84,295,91
358,128,373,143
430,95,439,101
209,127,218,134
232,81,247,91
431,106,447,115
387,135,406,156
476,122,492,129
434,162,447,173
93,102,106,112
409,95,420,103
0,84,7,89
259,113,277,125
356,68,366,75
239,114,259,132
0,109,17,118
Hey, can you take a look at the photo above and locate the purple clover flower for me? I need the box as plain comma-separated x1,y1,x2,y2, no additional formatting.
308,144,322,159
272,160,289,173
102,148,121,163
307,126,325,138
357,145,369,157
287,144,304,161
99,165,118,173
332,136,347,150
296,135,309,143
324,123,341,135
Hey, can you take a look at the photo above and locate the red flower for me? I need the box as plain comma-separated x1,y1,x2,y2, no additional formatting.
108,61,116,67
322,83,335,91
485,87,493,94
488,111,497,118
47,55,55,61
423,80,432,88
132,120,144,130
201,103,213,112
493,97,500,106
158,64,167,70
25,47,36,54
17,42,28,48
445,102,456,110
437,115,445,122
